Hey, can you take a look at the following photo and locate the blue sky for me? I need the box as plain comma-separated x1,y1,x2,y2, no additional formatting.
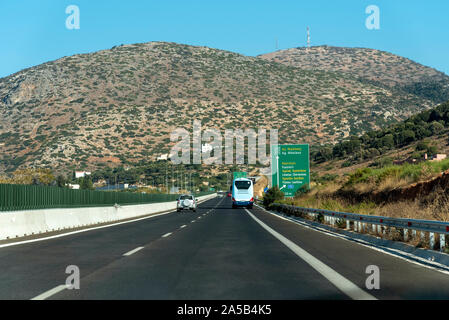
0,0,448,78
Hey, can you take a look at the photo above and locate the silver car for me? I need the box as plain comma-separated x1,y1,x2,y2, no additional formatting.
176,194,197,212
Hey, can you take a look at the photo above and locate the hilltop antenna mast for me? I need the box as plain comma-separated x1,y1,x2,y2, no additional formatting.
307,26,311,49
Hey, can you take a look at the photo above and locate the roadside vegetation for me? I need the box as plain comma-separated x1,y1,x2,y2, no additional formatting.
311,100,449,166
343,158,449,191
283,157,449,222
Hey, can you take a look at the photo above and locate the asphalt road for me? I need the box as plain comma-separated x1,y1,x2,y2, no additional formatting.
2,195,449,299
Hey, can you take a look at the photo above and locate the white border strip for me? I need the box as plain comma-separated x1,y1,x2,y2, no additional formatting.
255,203,449,276
245,209,377,300
0,210,175,249
31,284,67,300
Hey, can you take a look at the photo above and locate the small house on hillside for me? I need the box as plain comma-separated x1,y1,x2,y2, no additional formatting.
75,171,91,178
426,153,447,162
394,153,447,166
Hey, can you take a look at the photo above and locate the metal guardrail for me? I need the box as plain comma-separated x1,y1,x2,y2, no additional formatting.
268,202,449,252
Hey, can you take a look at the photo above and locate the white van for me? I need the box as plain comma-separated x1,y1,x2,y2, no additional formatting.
231,178,254,209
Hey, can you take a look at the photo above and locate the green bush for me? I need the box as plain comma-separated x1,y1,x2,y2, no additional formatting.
263,186,284,208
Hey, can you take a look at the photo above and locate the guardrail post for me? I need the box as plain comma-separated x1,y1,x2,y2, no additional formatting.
430,232,435,249
270,204,449,252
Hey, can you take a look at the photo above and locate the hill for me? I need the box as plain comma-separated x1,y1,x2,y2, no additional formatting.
0,42,444,172
259,45,449,103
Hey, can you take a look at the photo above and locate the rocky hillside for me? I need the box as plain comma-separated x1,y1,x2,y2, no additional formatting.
0,42,444,172
260,46,449,103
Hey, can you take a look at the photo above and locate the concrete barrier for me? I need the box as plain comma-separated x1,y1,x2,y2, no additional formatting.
0,193,217,240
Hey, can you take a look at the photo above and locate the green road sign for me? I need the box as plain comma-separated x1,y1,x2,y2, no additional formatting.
271,144,310,197
233,172,247,179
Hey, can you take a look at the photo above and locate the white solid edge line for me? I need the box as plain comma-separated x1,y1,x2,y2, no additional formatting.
162,232,172,238
31,284,67,300
0,210,174,249
123,246,145,256
254,203,449,276
244,209,377,300
0,197,216,249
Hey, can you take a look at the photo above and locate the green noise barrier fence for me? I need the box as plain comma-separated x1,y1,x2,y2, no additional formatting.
0,184,214,212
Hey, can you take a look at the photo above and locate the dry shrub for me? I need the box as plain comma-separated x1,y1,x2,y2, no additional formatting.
351,182,375,194
376,176,410,192
318,182,341,195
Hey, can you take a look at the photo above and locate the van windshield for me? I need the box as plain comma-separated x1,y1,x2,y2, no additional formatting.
235,181,251,189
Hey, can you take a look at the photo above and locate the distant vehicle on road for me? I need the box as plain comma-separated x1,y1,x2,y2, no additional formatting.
231,178,254,209
177,194,197,212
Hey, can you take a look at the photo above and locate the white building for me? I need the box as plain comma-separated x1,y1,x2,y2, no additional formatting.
75,171,91,178
157,154,169,161
202,143,213,153
429,154,447,162
157,153,174,161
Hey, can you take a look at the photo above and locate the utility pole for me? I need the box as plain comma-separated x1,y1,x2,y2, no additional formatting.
181,166,184,191
171,164,174,194
307,26,311,49
165,162,168,194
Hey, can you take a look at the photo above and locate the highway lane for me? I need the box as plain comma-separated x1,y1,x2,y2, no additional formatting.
0,198,219,299
250,204,449,299
2,195,449,299
53,196,347,299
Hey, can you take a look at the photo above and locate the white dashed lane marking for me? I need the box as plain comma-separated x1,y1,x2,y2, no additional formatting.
123,246,145,256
